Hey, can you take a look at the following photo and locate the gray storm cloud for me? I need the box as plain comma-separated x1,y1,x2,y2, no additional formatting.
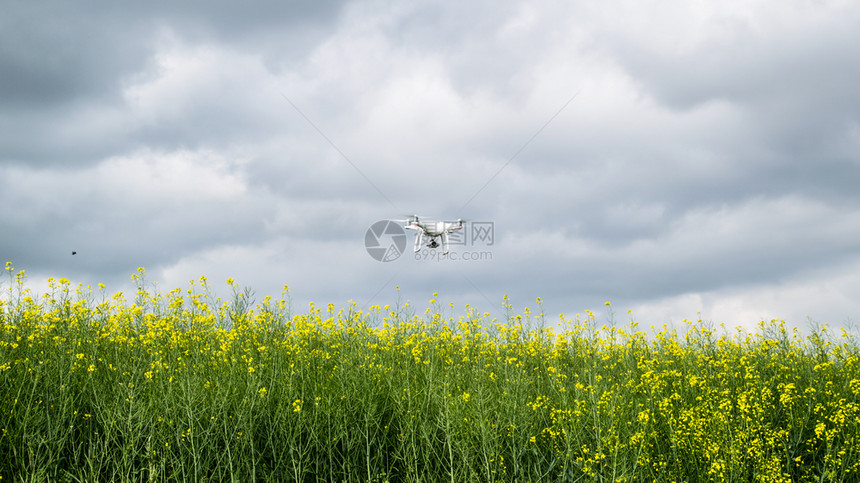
2,0,859,331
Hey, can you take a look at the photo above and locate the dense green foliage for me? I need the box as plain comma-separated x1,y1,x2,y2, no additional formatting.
2,265,859,481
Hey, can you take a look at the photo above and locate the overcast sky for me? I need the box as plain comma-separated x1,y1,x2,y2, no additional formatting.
2,0,860,332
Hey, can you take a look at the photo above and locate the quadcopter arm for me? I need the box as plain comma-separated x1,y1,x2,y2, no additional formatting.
442,220,464,234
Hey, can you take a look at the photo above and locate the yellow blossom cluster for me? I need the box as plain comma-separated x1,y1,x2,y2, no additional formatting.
0,266,858,481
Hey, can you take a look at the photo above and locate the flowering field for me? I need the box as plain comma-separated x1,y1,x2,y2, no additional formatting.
1,265,859,482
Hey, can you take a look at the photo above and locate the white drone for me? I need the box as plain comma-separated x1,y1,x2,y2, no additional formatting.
402,215,465,255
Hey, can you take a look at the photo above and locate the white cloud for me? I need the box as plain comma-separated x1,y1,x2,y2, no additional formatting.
630,257,860,332
98,150,247,202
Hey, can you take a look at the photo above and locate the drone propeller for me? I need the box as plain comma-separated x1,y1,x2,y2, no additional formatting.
394,215,470,224
394,214,426,223
442,218,467,226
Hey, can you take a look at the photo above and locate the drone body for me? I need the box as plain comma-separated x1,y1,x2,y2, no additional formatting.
402,215,464,255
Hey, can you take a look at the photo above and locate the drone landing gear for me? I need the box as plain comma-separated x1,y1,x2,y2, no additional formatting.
428,234,449,255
